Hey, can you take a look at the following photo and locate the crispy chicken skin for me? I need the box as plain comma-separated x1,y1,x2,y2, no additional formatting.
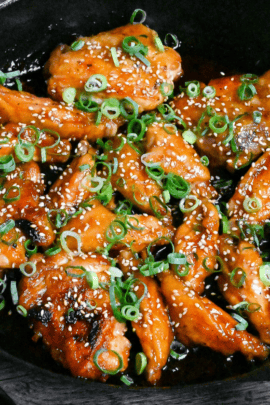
145,122,217,199
227,150,270,225
62,200,174,253
172,71,270,172
18,251,131,381
0,123,71,163
45,24,182,112
119,250,173,384
0,85,121,141
47,146,97,212
0,162,54,246
159,270,268,360
108,136,170,221
174,200,219,294
219,237,270,345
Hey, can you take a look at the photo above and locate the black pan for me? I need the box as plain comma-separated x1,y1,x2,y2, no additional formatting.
1,0,270,403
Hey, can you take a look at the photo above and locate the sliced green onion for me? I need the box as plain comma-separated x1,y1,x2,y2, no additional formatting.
170,341,188,360
75,92,99,112
82,176,105,193
145,165,164,182
62,87,76,104
154,36,164,52
60,231,81,255
163,190,170,203
252,111,262,124
0,155,16,172
120,97,139,120
134,51,150,66
165,173,190,199
130,8,146,24
232,301,261,314
157,103,175,121
164,33,179,49
106,220,127,243
109,267,123,279
240,74,258,84
112,157,118,174
141,153,160,168
200,156,209,166
0,219,15,235
0,70,20,85
16,305,27,317
202,86,216,98
3,186,21,203
19,262,36,277
71,40,85,51
16,78,22,91
185,81,200,98
127,118,146,141
202,256,224,273
232,313,248,331
149,196,168,219
110,46,120,67
121,305,140,321
65,265,86,278
122,36,144,54
79,164,90,172
0,279,6,294
160,82,174,97
40,129,60,163
230,267,246,288
182,129,197,144
163,123,177,134
120,375,134,386
0,296,5,311
94,348,123,375
15,143,35,162
259,263,270,286
10,280,18,305
243,197,262,213
44,245,62,256
101,98,120,119
209,115,228,133
179,195,200,213
238,83,257,100
86,271,99,289
140,260,169,276
85,74,107,93
18,125,40,146
47,209,69,229
135,352,147,375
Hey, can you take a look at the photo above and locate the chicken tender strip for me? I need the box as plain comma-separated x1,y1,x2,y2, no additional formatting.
145,122,217,199
174,200,219,294
45,24,182,112
219,236,270,345
19,251,131,382
0,162,55,246
159,270,268,360
172,71,270,172
0,123,71,163
0,86,120,141
227,150,270,225
62,200,174,253
119,249,173,383
108,136,171,222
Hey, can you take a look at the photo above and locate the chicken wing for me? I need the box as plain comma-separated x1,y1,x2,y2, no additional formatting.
218,236,270,345
18,251,131,381
0,162,55,246
227,150,270,225
174,200,219,294
61,200,174,253
145,122,216,199
118,249,173,383
159,270,268,360
0,220,26,268
0,123,71,163
45,24,182,112
172,71,270,172
0,85,120,141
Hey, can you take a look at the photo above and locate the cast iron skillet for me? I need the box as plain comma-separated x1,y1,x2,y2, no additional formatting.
1,0,270,403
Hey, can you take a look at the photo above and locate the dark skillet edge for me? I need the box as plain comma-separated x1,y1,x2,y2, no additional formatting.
1,0,270,403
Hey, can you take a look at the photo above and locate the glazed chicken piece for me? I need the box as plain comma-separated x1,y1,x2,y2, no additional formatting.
19,251,131,381
107,135,170,222
0,220,26,268
61,200,174,253
47,144,97,213
0,162,55,246
172,71,270,172
227,150,270,226
218,236,270,345
0,86,121,141
159,270,268,360
145,121,217,199
118,250,173,384
174,200,219,294
45,24,182,112
0,123,71,163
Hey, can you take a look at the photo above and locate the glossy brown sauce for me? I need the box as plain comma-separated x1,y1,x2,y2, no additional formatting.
0,55,268,388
